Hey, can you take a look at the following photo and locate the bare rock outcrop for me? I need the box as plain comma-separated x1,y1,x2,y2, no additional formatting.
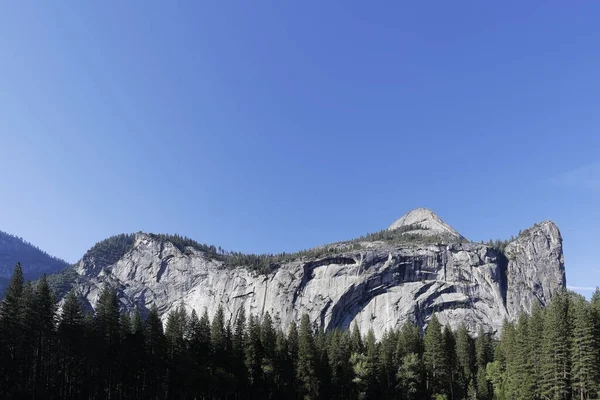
62,209,566,337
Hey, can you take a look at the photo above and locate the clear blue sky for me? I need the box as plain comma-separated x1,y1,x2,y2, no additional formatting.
1,2,599,294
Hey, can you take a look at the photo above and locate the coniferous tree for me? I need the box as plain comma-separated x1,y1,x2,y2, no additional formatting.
528,303,545,399
297,314,319,400
570,294,598,399
328,329,353,399
507,312,534,400
57,289,85,399
455,323,475,397
260,311,277,396
145,304,166,399
396,321,423,360
245,314,264,396
0,263,25,396
165,305,187,398
232,308,248,396
442,325,458,400
541,290,572,400
94,286,121,399
378,330,398,397
288,321,299,371
397,352,425,400
424,314,448,398
474,327,493,400
351,322,364,354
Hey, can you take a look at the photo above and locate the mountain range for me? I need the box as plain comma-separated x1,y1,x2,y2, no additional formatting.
0,208,566,337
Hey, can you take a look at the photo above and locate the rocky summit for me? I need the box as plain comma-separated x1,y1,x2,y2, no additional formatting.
52,209,565,337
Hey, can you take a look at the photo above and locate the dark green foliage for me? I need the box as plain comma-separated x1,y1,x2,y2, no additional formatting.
0,231,70,295
541,290,571,400
484,238,513,255
298,314,319,399
424,314,449,397
46,266,79,299
6,262,600,400
82,233,136,269
80,223,468,277
147,233,220,256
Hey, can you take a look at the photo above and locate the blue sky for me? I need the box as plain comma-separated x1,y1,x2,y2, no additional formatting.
0,2,599,294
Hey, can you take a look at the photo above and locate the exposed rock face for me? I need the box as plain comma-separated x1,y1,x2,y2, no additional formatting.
505,221,565,317
0,231,70,296
65,210,566,337
388,208,466,241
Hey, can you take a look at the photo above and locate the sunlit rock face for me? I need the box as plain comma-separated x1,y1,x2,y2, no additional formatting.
65,210,566,338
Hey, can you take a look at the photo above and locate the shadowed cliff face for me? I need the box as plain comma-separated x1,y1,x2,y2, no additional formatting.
63,217,565,338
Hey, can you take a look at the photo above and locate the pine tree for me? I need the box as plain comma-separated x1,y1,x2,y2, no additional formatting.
288,321,299,370
570,294,598,399
455,323,475,397
378,330,398,397
423,314,448,397
132,307,143,334
245,314,264,394
474,327,493,400
328,329,353,399
94,286,121,399
351,322,364,354
513,312,535,399
232,308,248,395
144,303,166,399
528,303,545,399
297,314,319,400
165,305,188,398
443,325,458,399
0,263,25,363
396,321,423,363
398,352,425,400
541,290,572,400
590,288,600,394
57,289,85,399
186,309,208,397
211,305,227,365
261,311,277,394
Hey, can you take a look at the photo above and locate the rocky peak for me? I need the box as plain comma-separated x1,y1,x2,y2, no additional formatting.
504,220,565,317
388,208,466,241
43,214,565,339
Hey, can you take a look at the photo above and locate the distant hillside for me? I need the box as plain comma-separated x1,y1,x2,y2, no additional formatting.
0,230,70,296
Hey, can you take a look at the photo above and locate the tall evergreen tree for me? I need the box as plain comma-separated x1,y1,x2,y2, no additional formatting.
245,314,264,395
443,325,458,400
57,289,85,399
423,314,448,397
474,327,493,400
397,352,425,400
570,294,598,400
0,264,26,396
144,304,166,399
455,323,475,397
541,290,572,400
351,322,364,354
297,314,319,400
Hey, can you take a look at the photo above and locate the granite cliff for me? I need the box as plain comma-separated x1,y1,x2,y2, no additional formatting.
52,208,565,337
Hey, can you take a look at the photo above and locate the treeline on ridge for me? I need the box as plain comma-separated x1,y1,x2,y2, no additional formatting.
80,224,465,276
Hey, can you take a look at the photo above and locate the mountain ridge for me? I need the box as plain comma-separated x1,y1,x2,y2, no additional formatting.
34,209,565,338
0,230,70,296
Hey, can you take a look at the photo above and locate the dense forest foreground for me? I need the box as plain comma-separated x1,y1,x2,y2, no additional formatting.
0,263,598,400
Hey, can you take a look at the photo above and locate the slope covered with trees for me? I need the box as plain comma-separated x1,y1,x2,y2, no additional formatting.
0,230,70,296
0,263,592,400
